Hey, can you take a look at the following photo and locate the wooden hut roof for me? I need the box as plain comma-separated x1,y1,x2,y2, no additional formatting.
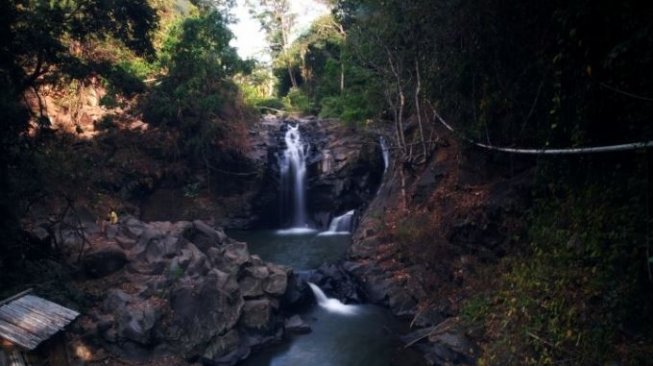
0,290,79,350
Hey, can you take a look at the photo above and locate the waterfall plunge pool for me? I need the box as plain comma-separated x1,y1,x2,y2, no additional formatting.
227,230,427,366
228,229,350,270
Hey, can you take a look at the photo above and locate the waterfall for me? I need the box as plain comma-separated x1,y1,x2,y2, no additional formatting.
308,283,359,315
380,136,390,172
279,124,309,231
319,210,355,236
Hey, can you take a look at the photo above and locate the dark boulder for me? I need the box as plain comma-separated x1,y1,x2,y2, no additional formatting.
284,315,311,335
281,272,313,312
82,247,128,278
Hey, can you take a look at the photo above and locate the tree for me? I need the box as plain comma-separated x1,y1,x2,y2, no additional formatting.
190,0,237,22
247,0,299,88
144,10,248,162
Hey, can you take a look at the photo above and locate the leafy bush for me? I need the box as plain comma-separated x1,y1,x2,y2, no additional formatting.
116,59,156,80
339,93,374,124
282,87,314,114
319,96,344,118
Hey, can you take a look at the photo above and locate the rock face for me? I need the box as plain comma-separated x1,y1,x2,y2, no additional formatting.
249,116,385,229
77,216,301,365
303,120,385,228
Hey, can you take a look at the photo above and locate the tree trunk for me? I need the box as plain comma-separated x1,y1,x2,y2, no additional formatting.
287,62,298,88
385,46,407,155
414,59,427,161
340,61,345,93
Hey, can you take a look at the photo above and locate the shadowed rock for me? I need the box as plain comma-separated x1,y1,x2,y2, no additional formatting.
77,216,297,366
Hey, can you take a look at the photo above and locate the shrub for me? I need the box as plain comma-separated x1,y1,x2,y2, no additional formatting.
282,87,314,114
319,96,344,118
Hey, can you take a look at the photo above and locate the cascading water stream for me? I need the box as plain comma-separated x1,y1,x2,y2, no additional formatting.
308,283,359,315
380,136,390,172
278,124,314,234
318,210,355,236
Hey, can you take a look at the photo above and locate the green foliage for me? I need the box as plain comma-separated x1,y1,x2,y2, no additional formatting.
460,295,491,324
254,98,285,114
472,157,652,365
282,87,314,114
94,115,117,130
270,13,384,124
337,0,653,146
237,66,280,112
99,94,119,108
144,10,247,160
160,11,241,83
100,62,147,96
318,96,344,118
319,93,373,124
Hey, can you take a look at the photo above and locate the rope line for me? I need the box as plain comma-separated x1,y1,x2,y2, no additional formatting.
434,112,653,155
600,83,653,102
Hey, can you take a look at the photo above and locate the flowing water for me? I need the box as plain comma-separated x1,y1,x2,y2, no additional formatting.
242,299,424,366
308,282,359,315
279,125,309,229
318,210,355,236
229,230,427,366
380,136,390,172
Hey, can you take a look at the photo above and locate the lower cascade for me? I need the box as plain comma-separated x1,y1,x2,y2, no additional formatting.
308,282,359,315
319,210,355,236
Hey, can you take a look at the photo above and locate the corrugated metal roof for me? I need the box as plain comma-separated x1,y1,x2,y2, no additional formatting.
0,291,79,350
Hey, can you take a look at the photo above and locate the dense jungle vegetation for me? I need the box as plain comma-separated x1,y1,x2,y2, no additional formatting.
2,0,653,364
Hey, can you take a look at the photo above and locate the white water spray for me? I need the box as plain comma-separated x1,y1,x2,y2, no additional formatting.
318,210,355,236
308,283,359,315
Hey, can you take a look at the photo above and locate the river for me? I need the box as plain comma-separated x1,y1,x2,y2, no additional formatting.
228,230,426,366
